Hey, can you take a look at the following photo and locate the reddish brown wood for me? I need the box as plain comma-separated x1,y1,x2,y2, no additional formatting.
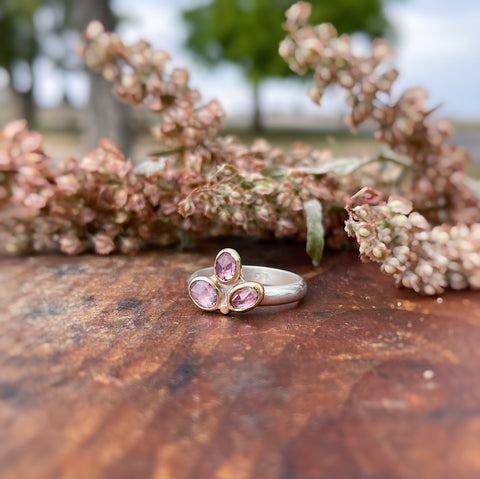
1,240,480,479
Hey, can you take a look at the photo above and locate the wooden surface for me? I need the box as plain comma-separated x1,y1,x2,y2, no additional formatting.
1,240,480,479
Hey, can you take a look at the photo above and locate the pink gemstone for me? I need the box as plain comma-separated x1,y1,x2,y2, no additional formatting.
215,251,237,282
230,286,259,310
190,280,217,309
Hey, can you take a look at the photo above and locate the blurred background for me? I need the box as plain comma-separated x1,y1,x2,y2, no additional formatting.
0,0,479,171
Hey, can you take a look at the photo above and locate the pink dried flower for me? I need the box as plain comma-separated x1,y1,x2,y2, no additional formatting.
346,188,480,294
59,234,85,255
80,25,225,150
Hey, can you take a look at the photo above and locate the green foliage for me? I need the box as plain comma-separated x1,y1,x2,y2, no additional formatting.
182,0,390,84
304,198,325,266
0,0,71,87
0,0,39,68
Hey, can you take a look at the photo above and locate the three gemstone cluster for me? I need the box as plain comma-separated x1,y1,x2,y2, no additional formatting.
188,248,264,314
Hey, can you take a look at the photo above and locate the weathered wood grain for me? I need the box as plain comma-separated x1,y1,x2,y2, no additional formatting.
1,240,480,479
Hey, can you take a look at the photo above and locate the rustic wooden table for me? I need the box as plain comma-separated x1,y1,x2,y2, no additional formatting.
1,239,480,479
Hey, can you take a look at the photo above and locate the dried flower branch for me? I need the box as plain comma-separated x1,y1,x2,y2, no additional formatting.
346,187,480,295
80,21,225,151
0,118,354,259
0,121,179,254
279,1,480,294
280,1,479,225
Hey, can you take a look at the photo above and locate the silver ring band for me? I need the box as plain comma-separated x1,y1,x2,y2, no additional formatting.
187,248,307,314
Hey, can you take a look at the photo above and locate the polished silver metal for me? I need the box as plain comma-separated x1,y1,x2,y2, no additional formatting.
189,265,307,307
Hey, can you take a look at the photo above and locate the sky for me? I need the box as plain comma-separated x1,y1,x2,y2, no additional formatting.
7,0,480,120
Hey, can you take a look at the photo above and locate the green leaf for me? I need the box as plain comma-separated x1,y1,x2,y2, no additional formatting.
304,198,325,267
297,157,366,176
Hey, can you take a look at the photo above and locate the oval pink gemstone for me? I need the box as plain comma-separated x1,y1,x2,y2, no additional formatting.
230,286,259,310
190,280,218,309
215,251,237,282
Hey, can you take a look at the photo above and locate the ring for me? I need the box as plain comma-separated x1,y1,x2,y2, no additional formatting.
187,248,307,314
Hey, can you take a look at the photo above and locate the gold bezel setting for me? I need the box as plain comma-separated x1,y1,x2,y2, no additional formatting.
227,282,265,313
188,276,222,311
214,248,242,284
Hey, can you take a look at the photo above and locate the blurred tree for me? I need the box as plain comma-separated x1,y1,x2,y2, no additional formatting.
72,0,132,154
0,0,131,153
0,0,69,126
183,0,390,131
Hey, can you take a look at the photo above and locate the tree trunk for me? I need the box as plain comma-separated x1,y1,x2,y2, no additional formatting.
72,0,132,155
17,87,36,127
252,80,262,133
